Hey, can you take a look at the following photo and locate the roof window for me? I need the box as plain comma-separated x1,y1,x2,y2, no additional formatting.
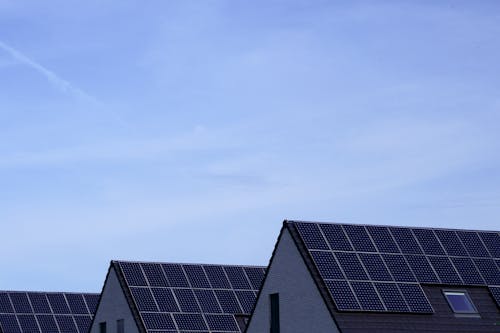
443,290,478,315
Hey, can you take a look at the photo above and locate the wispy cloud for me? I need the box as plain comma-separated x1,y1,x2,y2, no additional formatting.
0,40,98,103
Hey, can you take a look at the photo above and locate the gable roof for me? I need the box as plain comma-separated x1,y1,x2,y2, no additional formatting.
111,260,266,333
284,220,500,315
0,291,99,333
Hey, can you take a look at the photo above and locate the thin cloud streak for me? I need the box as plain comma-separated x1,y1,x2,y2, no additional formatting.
0,40,98,104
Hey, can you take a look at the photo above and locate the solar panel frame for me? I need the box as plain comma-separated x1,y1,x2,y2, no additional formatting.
389,228,423,255
342,225,377,253
479,232,500,258
412,228,446,256
366,226,400,254
334,252,369,281
320,223,353,251
457,231,490,258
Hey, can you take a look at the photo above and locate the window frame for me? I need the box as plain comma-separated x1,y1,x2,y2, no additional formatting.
442,289,478,315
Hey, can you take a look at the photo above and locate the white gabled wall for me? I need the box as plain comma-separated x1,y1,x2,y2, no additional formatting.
246,228,340,333
90,266,140,333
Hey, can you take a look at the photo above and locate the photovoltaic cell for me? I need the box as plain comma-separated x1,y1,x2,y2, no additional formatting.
142,263,169,287
152,288,180,313
398,284,433,313
142,312,175,330
74,316,92,333
310,251,344,280
0,293,14,313
479,232,500,258
390,228,423,255
0,314,21,333
205,314,239,331
366,226,400,254
473,258,500,285
235,291,256,314
325,280,361,311
10,293,33,313
194,289,221,314
450,257,485,285
119,262,147,286
214,290,242,314
428,257,462,285
382,254,416,283
374,283,409,312
224,266,251,290
173,289,200,313
320,224,353,251
343,225,377,252
162,264,190,288
55,315,77,333
434,229,467,256
130,288,158,312
405,255,440,284
412,229,445,255
489,287,500,308
350,281,384,311
84,294,99,313
295,222,329,250
243,267,265,290
36,315,58,332
359,253,392,282
457,231,490,258
334,252,369,281
173,313,207,331
28,293,51,314
18,314,40,332
204,265,231,289
184,265,211,289
65,294,88,314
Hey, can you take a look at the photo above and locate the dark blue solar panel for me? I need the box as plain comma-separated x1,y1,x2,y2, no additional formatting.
74,315,92,333
451,257,485,285
235,290,256,314
83,294,99,313
324,280,361,311
65,294,88,315
10,293,33,313
334,252,369,280
405,255,440,284
343,225,377,252
320,224,353,251
142,263,169,287
205,314,239,331
28,294,51,314
359,253,392,281
310,251,345,280
152,288,180,313
162,264,190,288
214,290,242,314
182,265,210,289
173,289,200,313
243,267,265,290
412,229,445,255
142,313,175,330
382,254,416,282
55,315,78,333
173,313,207,331
46,294,70,314
490,287,500,308
130,288,158,312
36,315,58,332
434,229,467,256
295,222,329,250
350,281,384,311
473,258,500,285
18,314,39,332
479,232,500,258
457,231,490,257
428,256,462,284
374,283,409,312
390,228,423,254
224,266,251,290
398,284,433,313
0,314,21,333
194,290,221,314
0,293,14,313
119,262,147,286
204,265,231,289
366,226,400,253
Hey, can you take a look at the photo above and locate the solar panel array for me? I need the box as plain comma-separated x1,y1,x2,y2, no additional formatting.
0,291,99,333
116,261,266,333
293,222,500,314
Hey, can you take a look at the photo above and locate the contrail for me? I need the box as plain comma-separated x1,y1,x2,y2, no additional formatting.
0,40,98,104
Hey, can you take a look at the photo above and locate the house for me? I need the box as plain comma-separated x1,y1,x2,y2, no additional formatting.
0,290,99,333
89,260,265,333
246,220,500,333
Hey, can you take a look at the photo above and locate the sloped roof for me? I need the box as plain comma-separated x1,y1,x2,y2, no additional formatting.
284,220,500,314
112,260,266,333
0,291,99,333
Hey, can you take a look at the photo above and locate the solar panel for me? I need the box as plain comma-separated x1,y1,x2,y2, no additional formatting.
489,287,500,308
342,225,377,253
290,221,500,314
117,261,265,333
0,291,98,333
350,281,385,311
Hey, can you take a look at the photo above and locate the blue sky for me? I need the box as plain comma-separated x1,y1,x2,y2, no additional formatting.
1,0,499,292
